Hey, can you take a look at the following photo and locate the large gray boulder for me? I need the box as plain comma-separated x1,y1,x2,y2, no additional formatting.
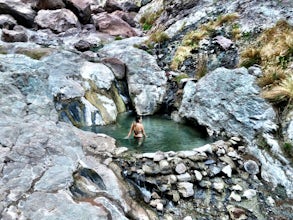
99,37,168,115
35,9,80,33
179,67,277,142
0,0,36,27
0,50,123,126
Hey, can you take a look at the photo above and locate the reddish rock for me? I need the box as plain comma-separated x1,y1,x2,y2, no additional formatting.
35,9,80,34
103,0,123,13
102,57,126,79
92,12,137,37
1,25,28,42
112,10,137,27
63,0,92,24
35,0,65,10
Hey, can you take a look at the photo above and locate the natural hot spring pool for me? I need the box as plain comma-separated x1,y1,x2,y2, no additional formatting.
82,112,213,153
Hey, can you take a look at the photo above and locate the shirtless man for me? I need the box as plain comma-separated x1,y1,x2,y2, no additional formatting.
126,115,147,145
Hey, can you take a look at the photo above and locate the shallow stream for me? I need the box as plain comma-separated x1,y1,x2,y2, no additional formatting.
82,112,212,153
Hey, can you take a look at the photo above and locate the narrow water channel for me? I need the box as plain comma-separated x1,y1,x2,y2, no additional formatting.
82,112,212,153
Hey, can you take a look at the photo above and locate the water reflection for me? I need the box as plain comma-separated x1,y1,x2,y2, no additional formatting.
82,112,212,153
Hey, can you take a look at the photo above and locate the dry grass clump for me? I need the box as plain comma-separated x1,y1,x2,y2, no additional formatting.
239,20,293,105
257,66,287,88
215,13,240,27
262,75,293,104
171,13,239,70
195,54,208,79
240,48,261,68
144,29,170,49
170,46,192,70
259,20,293,62
149,30,170,43
240,20,293,71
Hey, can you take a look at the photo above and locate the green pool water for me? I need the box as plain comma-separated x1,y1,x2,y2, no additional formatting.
82,112,212,153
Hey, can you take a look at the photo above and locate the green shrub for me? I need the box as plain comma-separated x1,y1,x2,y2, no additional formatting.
283,141,293,157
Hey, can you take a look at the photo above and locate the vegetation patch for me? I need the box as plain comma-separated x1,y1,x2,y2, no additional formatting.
144,29,170,48
174,73,189,84
283,141,293,157
240,20,293,105
171,13,240,70
139,10,163,31
15,48,54,60
0,45,8,54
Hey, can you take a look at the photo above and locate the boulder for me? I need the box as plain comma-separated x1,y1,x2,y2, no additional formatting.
0,0,36,27
35,0,65,10
1,25,28,42
35,9,80,33
99,37,167,115
92,12,138,37
63,0,92,24
0,14,17,29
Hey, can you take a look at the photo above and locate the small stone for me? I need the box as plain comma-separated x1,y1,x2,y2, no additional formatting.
231,136,241,142
167,174,177,184
156,203,164,211
227,205,247,220
194,170,203,181
114,147,128,155
227,151,239,159
243,189,257,200
154,151,165,162
266,196,275,206
222,165,232,177
232,184,243,191
175,163,187,174
177,173,191,182
199,180,211,188
172,191,180,202
228,147,235,152
229,191,241,202
213,181,225,193
238,146,246,153
183,216,193,220
178,182,194,198
151,192,160,199
243,160,259,175
103,158,112,165
216,148,226,156
159,160,169,170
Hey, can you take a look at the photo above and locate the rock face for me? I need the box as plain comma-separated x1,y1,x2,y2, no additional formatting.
179,67,276,141
0,53,156,220
100,37,168,115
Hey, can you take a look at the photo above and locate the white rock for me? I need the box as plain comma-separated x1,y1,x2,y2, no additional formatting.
232,184,243,191
266,196,276,206
178,182,194,198
177,173,192,182
175,163,187,174
229,191,241,202
156,203,164,211
222,165,232,177
194,170,203,181
243,189,257,200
